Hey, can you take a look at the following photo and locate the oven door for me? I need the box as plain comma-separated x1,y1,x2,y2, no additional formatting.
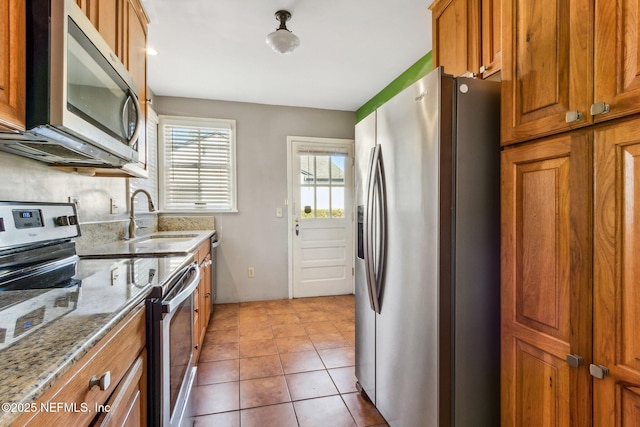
159,263,200,427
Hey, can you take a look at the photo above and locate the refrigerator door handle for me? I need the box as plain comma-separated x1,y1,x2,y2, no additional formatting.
374,144,387,311
363,145,378,312
364,144,385,314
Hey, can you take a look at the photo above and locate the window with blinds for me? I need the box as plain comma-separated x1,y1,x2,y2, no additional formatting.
159,115,237,212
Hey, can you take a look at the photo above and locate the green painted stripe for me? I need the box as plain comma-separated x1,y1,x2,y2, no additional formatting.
355,51,433,123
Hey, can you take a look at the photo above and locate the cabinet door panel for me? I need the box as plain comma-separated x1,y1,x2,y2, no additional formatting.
514,340,569,427
481,0,501,78
0,0,25,131
502,0,593,145
594,0,640,122
430,0,481,77
594,118,640,426
501,132,593,427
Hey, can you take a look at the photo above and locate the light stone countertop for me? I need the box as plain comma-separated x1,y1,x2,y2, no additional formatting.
0,251,197,425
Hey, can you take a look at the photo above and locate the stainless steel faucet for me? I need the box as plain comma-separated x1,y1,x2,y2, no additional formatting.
129,189,156,239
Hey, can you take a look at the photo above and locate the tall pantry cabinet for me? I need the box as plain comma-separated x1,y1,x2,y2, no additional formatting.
501,0,640,425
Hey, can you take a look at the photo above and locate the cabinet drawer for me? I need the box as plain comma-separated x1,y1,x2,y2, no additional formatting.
93,350,146,427
15,306,145,426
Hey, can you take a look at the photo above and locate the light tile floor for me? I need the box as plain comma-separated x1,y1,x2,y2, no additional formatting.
193,295,388,427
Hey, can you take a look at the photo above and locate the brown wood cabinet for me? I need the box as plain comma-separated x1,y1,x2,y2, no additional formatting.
429,0,500,79
502,0,640,145
593,117,640,426
430,0,480,78
117,0,149,178
193,240,212,363
13,306,146,426
501,0,640,425
84,0,119,55
480,0,501,79
0,0,26,132
501,131,593,427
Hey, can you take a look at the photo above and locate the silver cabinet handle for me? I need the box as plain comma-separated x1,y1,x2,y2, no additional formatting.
589,364,609,379
566,354,584,368
590,101,611,116
89,371,111,391
565,110,584,123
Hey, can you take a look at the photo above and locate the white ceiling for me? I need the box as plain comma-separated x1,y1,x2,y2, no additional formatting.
140,0,432,112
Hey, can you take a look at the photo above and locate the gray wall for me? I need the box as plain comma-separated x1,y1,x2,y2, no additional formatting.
156,97,356,303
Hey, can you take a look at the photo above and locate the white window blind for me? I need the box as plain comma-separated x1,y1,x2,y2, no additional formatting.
159,115,237,212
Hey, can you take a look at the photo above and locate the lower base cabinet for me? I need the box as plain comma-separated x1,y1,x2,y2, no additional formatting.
501,115,640,425
193,240,212,364
13,305,146,426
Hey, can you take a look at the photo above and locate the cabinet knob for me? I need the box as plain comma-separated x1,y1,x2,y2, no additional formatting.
590,101,611,116
89,371,111,391
566,354,584,368
589,364,609,379
565,110,584,123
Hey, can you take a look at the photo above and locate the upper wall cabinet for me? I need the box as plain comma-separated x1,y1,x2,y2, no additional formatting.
502,0,640,145
121,0,149,178
429,0,501,79
430,0,480,78
77,0,119,55
0,0,26,132
481,0,501,79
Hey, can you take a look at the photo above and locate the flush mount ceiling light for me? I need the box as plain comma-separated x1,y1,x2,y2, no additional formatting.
266,10,300,54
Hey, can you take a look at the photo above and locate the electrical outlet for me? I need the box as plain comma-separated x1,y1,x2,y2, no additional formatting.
110,267,119,286
248,267,255,278
276,207,283,217
110,198,118,215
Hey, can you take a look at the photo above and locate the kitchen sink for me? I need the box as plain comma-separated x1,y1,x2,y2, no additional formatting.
77,231,214,258
130,234,200,246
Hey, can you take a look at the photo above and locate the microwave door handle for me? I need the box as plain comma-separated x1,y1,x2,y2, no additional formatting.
162,264,200,314
122,89,143,148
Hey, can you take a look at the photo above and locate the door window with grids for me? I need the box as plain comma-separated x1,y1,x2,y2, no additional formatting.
299,154,346,219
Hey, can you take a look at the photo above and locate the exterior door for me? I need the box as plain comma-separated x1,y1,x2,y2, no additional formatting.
289,137,354,298
594,118,640,425
501,131,593,427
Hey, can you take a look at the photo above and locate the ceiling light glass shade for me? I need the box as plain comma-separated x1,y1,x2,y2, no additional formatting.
266,29,300,54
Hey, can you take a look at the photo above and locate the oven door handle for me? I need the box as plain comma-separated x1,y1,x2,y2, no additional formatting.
161,263,200,314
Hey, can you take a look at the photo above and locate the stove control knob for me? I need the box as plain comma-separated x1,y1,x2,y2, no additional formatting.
55,216,70,226
68,215,78,225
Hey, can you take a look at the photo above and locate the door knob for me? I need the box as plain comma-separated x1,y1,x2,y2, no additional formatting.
566,354,583,368
589,364,609,379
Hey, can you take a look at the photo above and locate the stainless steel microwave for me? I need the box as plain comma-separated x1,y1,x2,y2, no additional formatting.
0,0,142,167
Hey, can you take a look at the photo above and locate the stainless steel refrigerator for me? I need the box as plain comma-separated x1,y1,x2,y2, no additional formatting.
355,67,500,427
